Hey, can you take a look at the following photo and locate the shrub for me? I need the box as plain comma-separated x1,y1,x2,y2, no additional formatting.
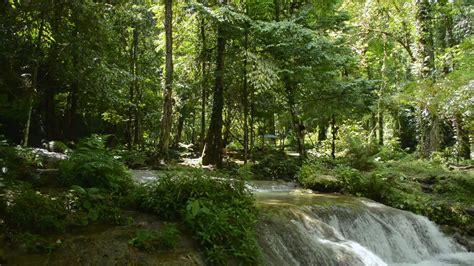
251,151,300,180
237,162,254,180
59,135,132,192
129,224,180,251
15,232,61,253
5,188,68,233
334,166,365,195
298,159,342,192
342,135,378,171
138,172,260,264
157,223,180,250
114,149,148,169
0,142,37,181
67,185,124,225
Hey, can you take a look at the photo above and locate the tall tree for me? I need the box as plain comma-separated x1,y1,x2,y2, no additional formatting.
159,0,174,154
202,0,228,167
415,0,439,158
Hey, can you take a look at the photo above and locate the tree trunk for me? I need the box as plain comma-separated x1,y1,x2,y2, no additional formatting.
202,1,227,167
285,83,305,159
133,30,141,148
174,110,185,147
243,28,249,163
200,17,207,150
318,121,328,142
331,115,337,159
416,0,438,158
378,110,384,146
23,12,45,147
159,0,174,154
454,114,470,160
66,82,78,142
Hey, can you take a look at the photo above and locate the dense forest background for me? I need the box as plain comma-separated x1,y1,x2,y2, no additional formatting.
0,0,472,165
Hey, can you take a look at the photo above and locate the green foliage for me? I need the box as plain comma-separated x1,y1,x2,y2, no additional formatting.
5,188,67,233
252,151,300,180
237,162,254,180
59,135,132,192
137,172,260,264
0,142,37,181
114,149,149,169
129,229,160,252
129,223,180,252
340,133,378,171
298,159,342,192
15,232,61,253
68,185,124,225
158,223,181,250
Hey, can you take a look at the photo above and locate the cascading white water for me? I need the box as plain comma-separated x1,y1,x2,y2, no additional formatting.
253,182,474,266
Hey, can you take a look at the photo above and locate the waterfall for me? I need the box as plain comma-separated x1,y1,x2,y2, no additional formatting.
255,184,474,266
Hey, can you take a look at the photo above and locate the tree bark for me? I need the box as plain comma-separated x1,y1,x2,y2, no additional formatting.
174,110,185,147
200,17,207,150
331,114,337,159
23,12,45,147
416,0,438,158
159,0,174,154
243,27,249,163
202,1,227,167
454,114,470,160
285,83,305,159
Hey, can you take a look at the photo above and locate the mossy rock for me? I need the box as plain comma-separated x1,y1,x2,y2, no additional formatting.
300,174,342,193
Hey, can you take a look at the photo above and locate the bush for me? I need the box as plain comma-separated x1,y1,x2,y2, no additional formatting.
137,171,260,264
298,159,342,192
129,223,180,251
67,185,124,226
237,162,254,180
59,135,132,192
251,151,300,180
5,188,68,233
334,165,398,201
0,142,37,181
342,135,378,171
114,149,148,169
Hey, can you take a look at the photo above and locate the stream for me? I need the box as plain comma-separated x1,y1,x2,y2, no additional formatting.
132,170,474,265
7,171,471,265
251,180,474,266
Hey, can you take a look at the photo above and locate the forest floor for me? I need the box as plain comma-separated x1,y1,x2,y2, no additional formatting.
3,211,204,265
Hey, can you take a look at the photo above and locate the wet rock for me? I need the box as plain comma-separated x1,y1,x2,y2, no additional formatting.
31,148,68,169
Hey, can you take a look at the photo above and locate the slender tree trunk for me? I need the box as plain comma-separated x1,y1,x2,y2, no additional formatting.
23,13,45,147
191,108,196,144
159,0,174,154
174,110,185,147
378,110,384,146
223,108,232,148
200,17,207,150
66,82,78,142
126,27,139,149
454,114,471,160
202,1,227,167
331,115,337,159
243,28,249,163
285,83,305,159
133,30,141,148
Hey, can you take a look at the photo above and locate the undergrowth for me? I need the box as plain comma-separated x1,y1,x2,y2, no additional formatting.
133,170,261,265
298,152,474,235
